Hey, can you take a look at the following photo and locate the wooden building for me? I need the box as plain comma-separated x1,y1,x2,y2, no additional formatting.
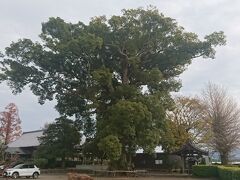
6,130,43,159
134,141,208,173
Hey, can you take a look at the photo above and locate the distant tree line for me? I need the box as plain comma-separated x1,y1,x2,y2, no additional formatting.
162,83,240,165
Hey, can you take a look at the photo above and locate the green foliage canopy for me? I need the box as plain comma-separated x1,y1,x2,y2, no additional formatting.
36,117,81,167
161,96,210,152
0,7,226,169
98,135,122,161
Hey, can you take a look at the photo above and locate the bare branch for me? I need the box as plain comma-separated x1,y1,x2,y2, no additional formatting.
201,83,240,164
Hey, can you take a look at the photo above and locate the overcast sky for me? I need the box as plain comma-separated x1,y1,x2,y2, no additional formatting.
0,0,239,131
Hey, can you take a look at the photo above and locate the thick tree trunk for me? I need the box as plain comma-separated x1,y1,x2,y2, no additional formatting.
119,147,134,170
121,49,129,85
126,153,134,170
122,64,128,85
110,148,133,170
119,150,128,170
220,153,229,165
61,157,66,168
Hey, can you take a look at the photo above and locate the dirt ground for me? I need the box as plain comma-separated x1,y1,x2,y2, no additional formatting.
31,174,217,180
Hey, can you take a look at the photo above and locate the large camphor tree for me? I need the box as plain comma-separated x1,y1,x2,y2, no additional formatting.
0,7,225,169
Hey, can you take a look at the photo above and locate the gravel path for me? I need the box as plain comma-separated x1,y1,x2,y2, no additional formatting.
34,174,216,180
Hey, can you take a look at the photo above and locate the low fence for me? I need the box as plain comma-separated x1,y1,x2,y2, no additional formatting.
75,165,107,170
41,168,148,177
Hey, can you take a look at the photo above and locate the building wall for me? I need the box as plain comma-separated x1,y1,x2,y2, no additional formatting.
134,153,183,170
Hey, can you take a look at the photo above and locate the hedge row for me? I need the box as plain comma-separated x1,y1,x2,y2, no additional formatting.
218,166,240,180
192,165,218,177
193,165,240,180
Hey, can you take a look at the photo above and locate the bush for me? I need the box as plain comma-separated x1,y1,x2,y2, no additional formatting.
192,165,218,177
34,158,48,169
193,165,240,180
218,166,240,180
62,160,81,168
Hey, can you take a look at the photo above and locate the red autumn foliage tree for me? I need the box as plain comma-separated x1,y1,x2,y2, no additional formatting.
0,103,22,145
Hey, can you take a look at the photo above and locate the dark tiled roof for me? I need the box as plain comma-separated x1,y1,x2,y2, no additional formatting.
7,130,43,148
173,141,208,156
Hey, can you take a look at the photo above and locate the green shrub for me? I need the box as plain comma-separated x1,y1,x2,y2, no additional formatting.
193,165,240,179
192,165,218,177
34,158,48,169
218,166,240,180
